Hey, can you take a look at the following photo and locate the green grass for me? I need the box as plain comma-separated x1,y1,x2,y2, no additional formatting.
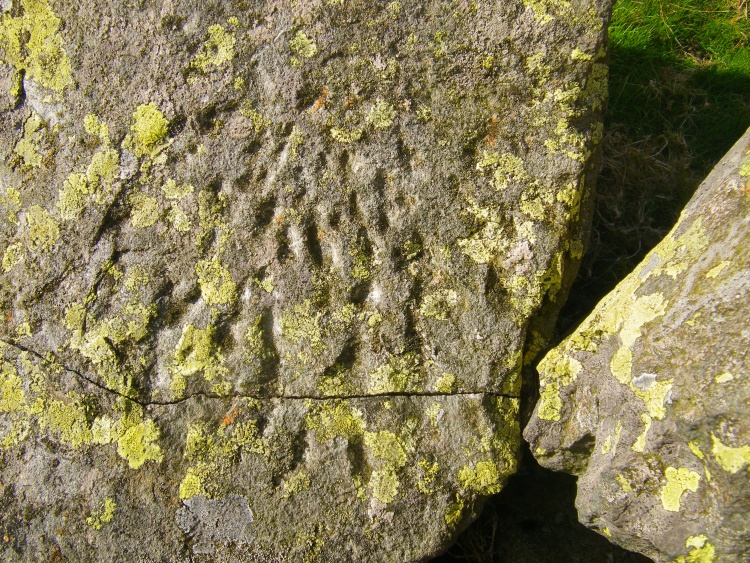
559,0,750,332
441,2,750,561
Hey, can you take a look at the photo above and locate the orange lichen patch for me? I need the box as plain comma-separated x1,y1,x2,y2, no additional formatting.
312,87,330,112
220,408,239,427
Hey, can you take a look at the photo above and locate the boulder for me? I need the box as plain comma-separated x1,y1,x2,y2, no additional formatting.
0,0,610,559
525,127,750,562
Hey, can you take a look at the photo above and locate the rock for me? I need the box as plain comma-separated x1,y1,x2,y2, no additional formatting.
525,127,750,562
0,0,610,560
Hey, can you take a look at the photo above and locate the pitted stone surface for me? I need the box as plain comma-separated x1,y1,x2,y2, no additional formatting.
525,128,750,562
0,0,609,560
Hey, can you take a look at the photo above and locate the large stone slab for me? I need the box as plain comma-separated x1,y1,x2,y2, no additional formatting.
525,127,750,562
0,0,609,559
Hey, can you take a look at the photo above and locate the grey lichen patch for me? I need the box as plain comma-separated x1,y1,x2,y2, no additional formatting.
176,494,253,555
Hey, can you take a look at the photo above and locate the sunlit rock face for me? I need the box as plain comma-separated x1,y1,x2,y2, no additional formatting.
0,0,609,559
525,127,750,563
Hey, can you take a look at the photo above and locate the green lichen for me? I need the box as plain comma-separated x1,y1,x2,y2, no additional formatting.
128,103,169,157
370,468,399,504
365,430,407,467
161,179,194,201
179,467,203,499
191,25,236,71
305,400,364,443
24,205,60,251
458,460,502,495
281,299,324,351
0,0,74,92
660,466,700,512
87,149,119,198
196,258,238,307
457,199,508,264
416,459,440,494
710,433,750,474
86,498,116,530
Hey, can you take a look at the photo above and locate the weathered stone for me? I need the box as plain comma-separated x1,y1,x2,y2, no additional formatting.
525,127,750,562
0,0,610,559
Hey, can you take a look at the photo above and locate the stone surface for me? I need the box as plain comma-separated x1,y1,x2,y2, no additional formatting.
525,127,750,562
0,0,609,560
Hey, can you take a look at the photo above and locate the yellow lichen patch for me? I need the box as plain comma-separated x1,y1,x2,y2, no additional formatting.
601,421,622,455
0,0,73,92
416,459,440,494
419,289,457,320
86,497,116,530
128,103,169,157
305,400,364,443
674,535,716,563
330,127,363,144
1,186,21,225
714,372,733,384
368,353,421,394
435,373,455,394
615,474,632,493
536,348,582,421
169,323,228,396
57,173,91,220
179,467,203,499
161,179,194,200
39,397,93,448
705,261,730,279
191,25,236,71
365,430,408,504
2,242,23,271
239,105,270,134
710,433,750,474
280,299,324,352
0,361,25,413
92,403,163,469
84,114,110,145
366,99,396,129
642,218,708,281
289,31,318,64
458,459,502,495
457,199,508,264
24,205,60,251
14,112,44,167
631,374,673,420
445,496,465,528
87,149,119,198
281,470,311,498
129,191,159,228
660,467,700,512
196,258,237,307
688,441,705,460
477,151,528,190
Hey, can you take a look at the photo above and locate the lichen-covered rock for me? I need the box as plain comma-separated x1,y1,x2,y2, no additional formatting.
0,0,610,560
525,127,750,562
